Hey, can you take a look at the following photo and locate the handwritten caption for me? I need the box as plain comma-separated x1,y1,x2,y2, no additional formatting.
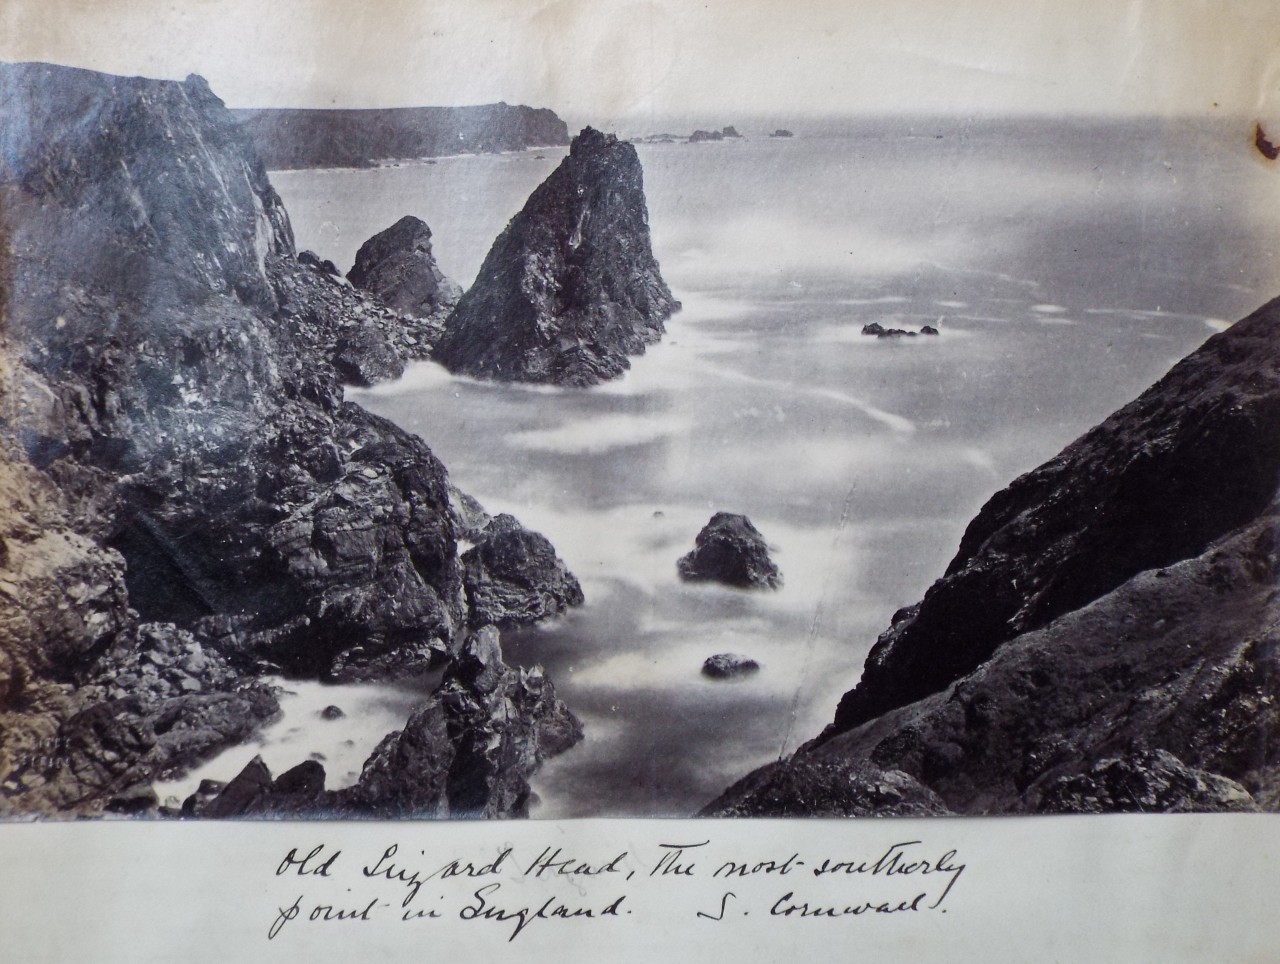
266,837,966,942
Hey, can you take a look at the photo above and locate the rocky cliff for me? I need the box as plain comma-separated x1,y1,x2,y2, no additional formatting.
0,62,580,817
432,127,680,386
707,300,1280,816
232,103,569,169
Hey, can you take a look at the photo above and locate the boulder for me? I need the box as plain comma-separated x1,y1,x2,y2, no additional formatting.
433,127,680,386
678,513,781,589
347,215,462,318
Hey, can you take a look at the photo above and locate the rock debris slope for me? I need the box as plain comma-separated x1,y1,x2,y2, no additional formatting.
433,127,680,386
0,62,580,817
708,299,1280,816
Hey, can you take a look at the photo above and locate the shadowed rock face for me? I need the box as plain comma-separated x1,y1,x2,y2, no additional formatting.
709,301,1280,817
347,215,462,318
0,62,580,817
433,127,680,386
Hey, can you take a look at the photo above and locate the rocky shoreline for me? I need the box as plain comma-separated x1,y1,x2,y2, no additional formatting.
0,62,588,818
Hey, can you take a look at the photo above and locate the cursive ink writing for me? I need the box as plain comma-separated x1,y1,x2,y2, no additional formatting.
459,882,627,941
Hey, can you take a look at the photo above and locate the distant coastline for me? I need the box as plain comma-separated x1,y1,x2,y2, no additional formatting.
232,103,569,169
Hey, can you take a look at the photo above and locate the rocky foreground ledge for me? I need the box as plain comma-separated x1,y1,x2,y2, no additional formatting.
0,62,581,817
707,299,1280,816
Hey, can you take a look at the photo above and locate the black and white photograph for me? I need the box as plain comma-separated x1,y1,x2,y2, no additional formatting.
2,0,1279,838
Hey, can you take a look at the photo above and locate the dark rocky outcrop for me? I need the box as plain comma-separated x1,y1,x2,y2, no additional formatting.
0,62,580,818
702,653,760,679
461,514,585,627
709,300,1280,816
342,627,582,818
433,127,679,386
678,513,781,589
770,129,794,138
232,103,569,170
185,627,582,818
347,215,462,318
689,129,725,143
721,126,742,138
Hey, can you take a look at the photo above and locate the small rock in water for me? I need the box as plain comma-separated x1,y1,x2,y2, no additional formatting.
678,512,782,589
702,654,761,679
920,325,940,335
320,705,345,721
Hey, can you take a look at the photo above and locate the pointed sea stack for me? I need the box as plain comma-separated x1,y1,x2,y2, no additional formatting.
432,127,679,386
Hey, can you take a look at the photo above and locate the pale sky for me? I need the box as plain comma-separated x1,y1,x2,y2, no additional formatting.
2,0,1279,127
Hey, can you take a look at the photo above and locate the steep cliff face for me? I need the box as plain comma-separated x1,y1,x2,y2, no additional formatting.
0,62,579,816
829,301,1280,735
708,300,1280,816
2,63,293,319
433,127,680,386
232,103,569,169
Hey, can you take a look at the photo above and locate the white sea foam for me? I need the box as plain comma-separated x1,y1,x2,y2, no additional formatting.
152,677,426,806
508,413,695,454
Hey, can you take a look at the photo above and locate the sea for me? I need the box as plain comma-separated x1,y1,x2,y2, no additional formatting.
156,115,1280,816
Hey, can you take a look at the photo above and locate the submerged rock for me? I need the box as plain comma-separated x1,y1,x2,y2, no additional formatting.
702,653,760,679
678,513,781,589
347,215,462,318
433,127,679,386
462,514,584,626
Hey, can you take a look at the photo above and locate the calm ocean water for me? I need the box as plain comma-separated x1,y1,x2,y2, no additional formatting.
162,118,1280,815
